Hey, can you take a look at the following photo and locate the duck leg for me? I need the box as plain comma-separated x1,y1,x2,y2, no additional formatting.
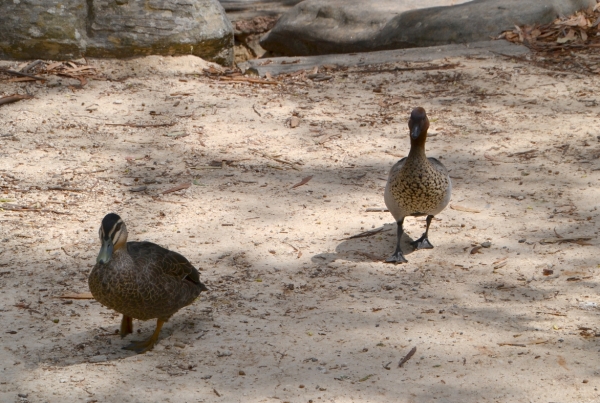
411,215,434,250
122,319,164,354
120,315,133,338
386,218,408,264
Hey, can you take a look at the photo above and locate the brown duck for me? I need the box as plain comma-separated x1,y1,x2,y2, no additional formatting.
384,107,451,263
89,213,208,353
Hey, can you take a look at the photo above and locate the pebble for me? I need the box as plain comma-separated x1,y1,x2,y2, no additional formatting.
481,241,492,248
289,116,301,128
17,393,28,398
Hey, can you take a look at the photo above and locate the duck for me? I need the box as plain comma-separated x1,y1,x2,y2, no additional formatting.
88,213,208,353
383,107,451,263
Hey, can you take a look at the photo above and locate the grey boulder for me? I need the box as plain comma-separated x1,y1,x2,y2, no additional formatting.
260,0,596,56
0,0,234,65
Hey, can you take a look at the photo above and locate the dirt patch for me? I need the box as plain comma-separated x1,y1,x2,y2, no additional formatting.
1,52,600,402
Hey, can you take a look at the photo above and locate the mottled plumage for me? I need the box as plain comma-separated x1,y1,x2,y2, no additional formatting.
384,107,451,263
89,213,208,353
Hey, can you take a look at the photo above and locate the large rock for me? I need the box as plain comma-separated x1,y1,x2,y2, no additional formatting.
261,0,595,56
0,0,234,65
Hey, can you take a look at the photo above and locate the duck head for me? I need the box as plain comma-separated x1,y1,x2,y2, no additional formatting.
408,107,430,141
96,213,128,264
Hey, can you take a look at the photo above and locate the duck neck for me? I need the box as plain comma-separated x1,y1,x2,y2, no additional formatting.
407,135,427,161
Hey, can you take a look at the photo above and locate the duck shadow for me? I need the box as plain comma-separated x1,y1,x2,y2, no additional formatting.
312,222,418,264
20,310,212,368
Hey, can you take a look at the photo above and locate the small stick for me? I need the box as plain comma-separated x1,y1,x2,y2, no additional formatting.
365,207,389,212
355,63,459,74
58,292,94,299
483,152,504,163
47,186,85,192
508,149,537,157
0,68,46,81
255,151,301,171
162,182,191,195
20,59,44,73
218,76,279,85
497,343,526,347
105,122,176,128
539,237,592,245
252,103,262,117
346,227,388,240
0,94,33,107
0,204,71,215
316,134,341,145
398,346,417,367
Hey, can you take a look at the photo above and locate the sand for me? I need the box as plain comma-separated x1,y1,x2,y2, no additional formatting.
1,50,599,403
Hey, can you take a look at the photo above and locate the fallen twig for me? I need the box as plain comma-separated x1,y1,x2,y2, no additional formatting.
20,59,44,73
252,103,262,117
346,227,388,240
536,311,566,316
162,182,191,195
218,76,279,85
451,204,481,213
365,207,389,212
190,166,222,170
254,150,301,171
398,346,417,368
105,122,176,128
483,152,506,163
47,186,85,192
507,149,537,157
316,134,342,145
58,292,94,299
0,203,71,215
497,343,526,347
539,237,592,245
0,94,34,107
357,63,459,74
0,68,46,81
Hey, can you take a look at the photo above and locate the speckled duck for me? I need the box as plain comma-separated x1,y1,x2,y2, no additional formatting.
384,107,451,263
89,213,208,353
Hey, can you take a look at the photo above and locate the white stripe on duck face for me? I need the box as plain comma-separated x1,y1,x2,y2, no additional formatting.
108,220,124,244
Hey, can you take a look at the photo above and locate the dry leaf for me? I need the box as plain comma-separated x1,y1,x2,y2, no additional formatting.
291,175,313,189
557,356,569,370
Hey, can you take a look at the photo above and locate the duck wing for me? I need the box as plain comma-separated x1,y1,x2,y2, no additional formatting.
427,157,449,175
127,241,206,289
387,157,407,180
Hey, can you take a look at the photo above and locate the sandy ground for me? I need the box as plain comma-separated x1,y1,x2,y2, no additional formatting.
1,49,600,403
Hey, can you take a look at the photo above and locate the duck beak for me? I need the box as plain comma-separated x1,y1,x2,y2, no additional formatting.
410,122,422,140
96,238,114,264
